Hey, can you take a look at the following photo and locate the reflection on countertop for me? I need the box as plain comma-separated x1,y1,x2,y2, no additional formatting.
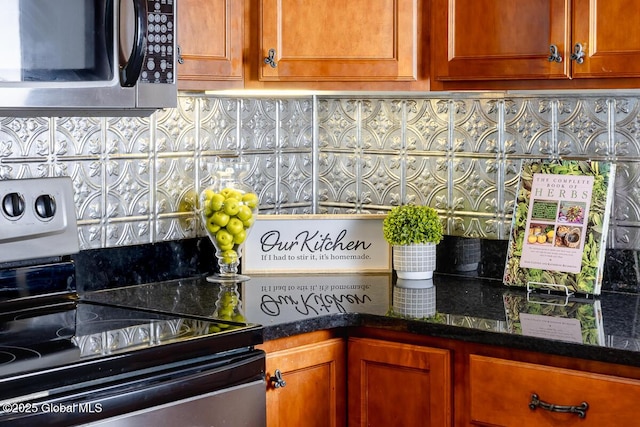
81,272,640,368
242,274,391,324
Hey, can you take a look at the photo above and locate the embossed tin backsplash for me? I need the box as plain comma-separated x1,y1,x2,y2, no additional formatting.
0,93,639,253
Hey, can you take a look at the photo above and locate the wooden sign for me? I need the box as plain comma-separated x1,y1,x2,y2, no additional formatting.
243,214,391,274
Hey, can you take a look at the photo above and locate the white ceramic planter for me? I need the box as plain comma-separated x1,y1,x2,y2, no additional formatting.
392,243,437,280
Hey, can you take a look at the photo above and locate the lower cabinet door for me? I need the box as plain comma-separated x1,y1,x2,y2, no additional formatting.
470,354,640,426
265,338,346,427
347,337,452,427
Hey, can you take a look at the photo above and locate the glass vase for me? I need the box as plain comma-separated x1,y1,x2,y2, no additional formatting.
199,157,259,283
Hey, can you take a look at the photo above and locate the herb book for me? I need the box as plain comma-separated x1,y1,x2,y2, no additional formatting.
503,160,616,296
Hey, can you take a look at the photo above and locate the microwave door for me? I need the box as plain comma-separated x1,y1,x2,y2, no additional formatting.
0,0,141,116
0,0,115,84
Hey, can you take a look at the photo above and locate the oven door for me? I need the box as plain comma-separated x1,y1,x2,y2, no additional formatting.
89,379,266,427
2,350,266,427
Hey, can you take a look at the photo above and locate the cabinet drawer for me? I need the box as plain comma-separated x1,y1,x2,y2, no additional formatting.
469,355,640,426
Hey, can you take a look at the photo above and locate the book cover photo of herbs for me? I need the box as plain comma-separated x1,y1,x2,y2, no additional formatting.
503,160,616,296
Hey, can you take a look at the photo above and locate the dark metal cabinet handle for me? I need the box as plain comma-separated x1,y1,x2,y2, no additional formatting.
570,43,585,64
548,44,563,63
270,369,286,388
529,393,589,418
177,44,185,65
264,49,278,68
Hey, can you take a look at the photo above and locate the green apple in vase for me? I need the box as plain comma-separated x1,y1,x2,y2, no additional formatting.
199,158,259,283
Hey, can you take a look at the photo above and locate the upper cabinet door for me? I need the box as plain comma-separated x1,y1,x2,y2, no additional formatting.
177,0,244,90
572,0,640,78
259,0,419,83
432,0,570,82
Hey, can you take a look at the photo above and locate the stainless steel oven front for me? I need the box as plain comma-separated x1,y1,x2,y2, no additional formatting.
76,351,267,427
0,301,266,427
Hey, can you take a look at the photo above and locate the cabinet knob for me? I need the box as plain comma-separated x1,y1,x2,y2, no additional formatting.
529,393,589,418
548,45,562,63
264,48,278,68
269,369,287,388
570,43,585,64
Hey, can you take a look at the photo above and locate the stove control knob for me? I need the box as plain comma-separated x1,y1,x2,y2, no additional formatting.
35,194,56,219
3,192,25,218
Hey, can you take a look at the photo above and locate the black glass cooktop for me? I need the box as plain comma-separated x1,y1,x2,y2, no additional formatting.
0,298,262,401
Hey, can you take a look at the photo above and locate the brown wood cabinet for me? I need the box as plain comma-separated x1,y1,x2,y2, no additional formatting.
431,0,640,90
177,1,640,91
177,0,428,91
349,327,640,426
258,326,640,427
469,355,640,426
254,0,423,88
177,0,244,90
572,0,640,79
347,337,452,427
258,331,347,427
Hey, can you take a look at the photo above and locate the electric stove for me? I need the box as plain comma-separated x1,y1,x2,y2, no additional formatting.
0,178,266,426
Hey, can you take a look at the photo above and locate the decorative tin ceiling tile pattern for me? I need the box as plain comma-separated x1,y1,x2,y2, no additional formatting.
240,98,277,151
504,98,553,157
556,98,610,157
0,117,51,178
200,97,239,152
613,98,640,158
1,93,640,250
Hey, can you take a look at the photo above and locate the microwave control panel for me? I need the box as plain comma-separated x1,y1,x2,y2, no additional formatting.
142,0,175,84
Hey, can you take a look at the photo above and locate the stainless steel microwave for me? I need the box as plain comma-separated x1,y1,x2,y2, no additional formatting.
0,0,176,116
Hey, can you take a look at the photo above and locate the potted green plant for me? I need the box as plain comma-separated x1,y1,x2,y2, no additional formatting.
383,204,444,280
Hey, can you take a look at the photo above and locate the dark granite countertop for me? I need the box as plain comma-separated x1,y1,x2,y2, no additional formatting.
81,272,640,369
